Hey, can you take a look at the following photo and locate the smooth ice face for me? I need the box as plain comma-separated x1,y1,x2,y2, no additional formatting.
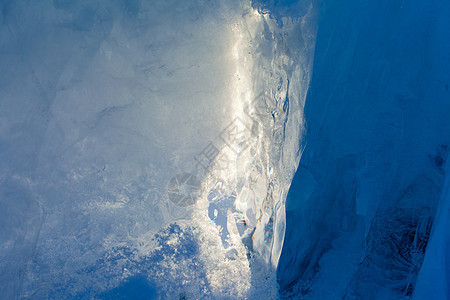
0,1,316,298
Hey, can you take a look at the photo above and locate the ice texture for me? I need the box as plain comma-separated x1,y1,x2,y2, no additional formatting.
277,0,450,298
2,0,449,298
0,0,316,298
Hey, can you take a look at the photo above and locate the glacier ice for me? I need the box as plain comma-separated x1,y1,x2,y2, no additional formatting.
0,0,315,298
277,0,450,298
1,0,450,299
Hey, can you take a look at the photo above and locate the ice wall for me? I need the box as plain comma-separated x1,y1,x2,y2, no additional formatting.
0,0,242,298
414,158,450,299
0,0,317,298
277,0,450,298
